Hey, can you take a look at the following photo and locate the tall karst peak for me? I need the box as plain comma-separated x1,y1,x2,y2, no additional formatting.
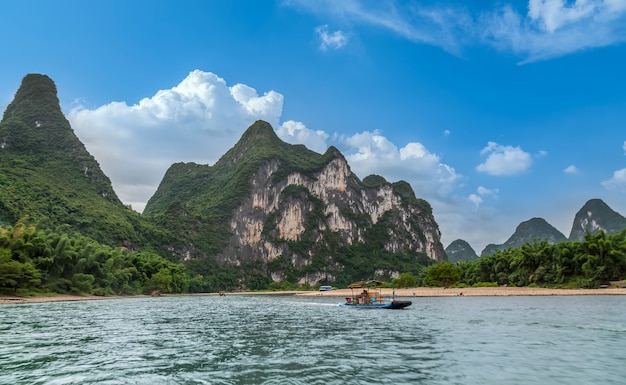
445,239,478,262
3,74,59,120
481,217,566,256
569,198,626,240
0,73,165,248
1,73,80,155
223,120,283,162
145,120,445,286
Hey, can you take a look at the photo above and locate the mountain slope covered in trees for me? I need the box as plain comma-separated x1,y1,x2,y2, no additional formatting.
0,74,169,251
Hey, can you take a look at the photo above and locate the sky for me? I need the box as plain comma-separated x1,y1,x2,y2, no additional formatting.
1,0,626,254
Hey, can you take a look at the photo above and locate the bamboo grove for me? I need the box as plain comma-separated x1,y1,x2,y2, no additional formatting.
426,230,626,289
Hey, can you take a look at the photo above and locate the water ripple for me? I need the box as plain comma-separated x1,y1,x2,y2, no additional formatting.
1,295,625,384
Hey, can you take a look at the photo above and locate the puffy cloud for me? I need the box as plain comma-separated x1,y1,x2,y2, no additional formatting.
288,0,626,62
476,141,532,176
468,194,483,207
315,25,348,51
340,130,462,198
469,186,499,208
623,140,626,154
564,165,578,174
477,186,499,196
276,120,329,153
602,168,626,191
68,70,284,212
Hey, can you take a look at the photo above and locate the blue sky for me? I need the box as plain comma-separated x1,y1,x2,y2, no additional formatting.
1,0,625,254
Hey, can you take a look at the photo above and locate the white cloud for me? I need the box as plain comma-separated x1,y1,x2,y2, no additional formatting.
477,186,499,196
527,0,596,33
468,194,483,207
564,164,578,174
288,0,626,62
469,186,499,208
315,25,348,51
276,120,329,153
68,70,284,212
476,141,532,176
623,140,626,154
443,129,451,136
340,130,462,198
602,168,626,191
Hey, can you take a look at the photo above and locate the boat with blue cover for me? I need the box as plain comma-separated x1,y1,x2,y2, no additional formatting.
340,280,412,309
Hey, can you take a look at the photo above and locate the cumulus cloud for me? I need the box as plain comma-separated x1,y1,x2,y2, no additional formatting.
67,69,465,218
276,120,329,153
469,186,499,208
68,70,284,212
602,168,626,191
477,186,499,196
476,142,532,176
340,130,462,198
288,0,626,62
564,165,578,174
315,25,348,51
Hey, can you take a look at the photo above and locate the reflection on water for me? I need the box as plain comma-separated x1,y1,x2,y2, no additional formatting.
1,295,625,384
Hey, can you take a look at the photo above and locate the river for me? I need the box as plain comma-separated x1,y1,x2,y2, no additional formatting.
1,295,625,384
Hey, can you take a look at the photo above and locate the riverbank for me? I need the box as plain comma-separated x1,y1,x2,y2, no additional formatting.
296,286,626,297
3,286,626,305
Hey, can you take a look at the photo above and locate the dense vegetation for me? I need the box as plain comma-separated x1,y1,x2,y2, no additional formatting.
143,121,343,259
3,217,626,295
0,221,188,296
0,74,170,250
422,230,626,288
2,75,625,296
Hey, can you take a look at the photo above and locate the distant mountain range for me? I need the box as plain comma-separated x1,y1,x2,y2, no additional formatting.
446,199,626,260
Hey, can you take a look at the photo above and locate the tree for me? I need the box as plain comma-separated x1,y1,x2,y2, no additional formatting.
423,262,461,287
393,272,417,288
0,250,41,293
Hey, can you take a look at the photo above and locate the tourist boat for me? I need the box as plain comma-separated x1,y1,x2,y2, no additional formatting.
340,280,412,309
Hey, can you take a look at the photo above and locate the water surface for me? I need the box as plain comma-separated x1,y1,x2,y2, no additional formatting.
1,295,625,384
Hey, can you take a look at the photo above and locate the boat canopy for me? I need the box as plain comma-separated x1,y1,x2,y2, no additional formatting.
348,280,384,289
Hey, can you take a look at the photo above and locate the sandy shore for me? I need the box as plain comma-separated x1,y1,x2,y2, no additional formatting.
3,286,626,305
0,294,150,305
296,286,626,297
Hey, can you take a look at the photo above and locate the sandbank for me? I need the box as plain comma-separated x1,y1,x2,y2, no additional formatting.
3,286,626,305
296,286,626,297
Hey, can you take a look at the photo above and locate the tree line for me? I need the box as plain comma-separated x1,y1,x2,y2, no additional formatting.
2,218,625,296
0,220,188,295
420,230,626,288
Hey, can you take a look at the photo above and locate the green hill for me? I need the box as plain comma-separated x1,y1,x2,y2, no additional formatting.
0,74,166,250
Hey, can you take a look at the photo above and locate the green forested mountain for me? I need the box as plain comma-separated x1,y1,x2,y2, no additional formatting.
445,239,478,262
0,74,167,251
145,120,444,289
569,198,626,240
143,120,340,258
481,217,567,256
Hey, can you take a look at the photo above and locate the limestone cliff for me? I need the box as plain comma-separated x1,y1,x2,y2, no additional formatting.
145,120,445,287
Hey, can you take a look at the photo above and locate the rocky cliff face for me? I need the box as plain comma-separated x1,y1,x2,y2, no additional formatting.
146,121,445,286
221,152,443,261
